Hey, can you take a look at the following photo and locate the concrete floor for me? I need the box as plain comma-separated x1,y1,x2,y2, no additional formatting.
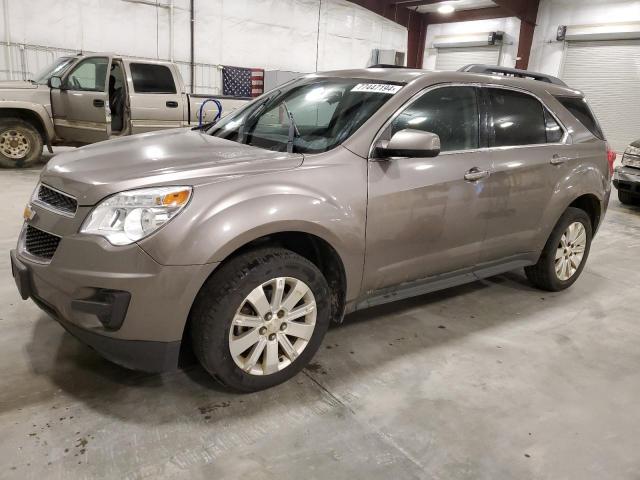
1,156,640,480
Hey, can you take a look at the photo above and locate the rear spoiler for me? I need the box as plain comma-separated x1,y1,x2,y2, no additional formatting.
458,64,567,87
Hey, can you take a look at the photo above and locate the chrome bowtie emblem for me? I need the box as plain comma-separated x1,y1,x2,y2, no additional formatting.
23,204,36,221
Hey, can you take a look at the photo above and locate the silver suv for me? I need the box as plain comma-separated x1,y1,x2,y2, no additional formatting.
10,66,612,392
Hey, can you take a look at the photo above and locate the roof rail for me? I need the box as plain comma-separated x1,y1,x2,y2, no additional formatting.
458,64,567,87
368,64,411,69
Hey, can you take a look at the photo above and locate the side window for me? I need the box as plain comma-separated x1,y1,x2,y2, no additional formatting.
555,96,604,140
488,88,548,147
66,57,108,92
130,63,177,94
390,86,479,152
544,109,564,143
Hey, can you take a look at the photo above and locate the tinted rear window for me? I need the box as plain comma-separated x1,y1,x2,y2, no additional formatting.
488,88,547,147
130,63,177,94
555,96,604,140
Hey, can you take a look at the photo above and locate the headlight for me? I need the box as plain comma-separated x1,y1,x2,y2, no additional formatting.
622,145,640,167
80,186,192,245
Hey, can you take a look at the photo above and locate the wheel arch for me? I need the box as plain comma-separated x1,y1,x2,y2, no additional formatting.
568,193,602,233
179,229,349,363
0,104,54,146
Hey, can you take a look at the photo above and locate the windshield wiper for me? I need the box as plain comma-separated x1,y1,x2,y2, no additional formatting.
281,101,300,154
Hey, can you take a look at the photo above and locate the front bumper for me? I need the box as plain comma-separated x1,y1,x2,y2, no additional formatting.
11,222,217,373
613,166,640,194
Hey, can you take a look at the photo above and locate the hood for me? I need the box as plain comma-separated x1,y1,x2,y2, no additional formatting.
41,128,304,205
0,80,38,90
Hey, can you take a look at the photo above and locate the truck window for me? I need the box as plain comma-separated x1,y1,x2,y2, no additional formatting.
130,63,177,94
66,57,109,92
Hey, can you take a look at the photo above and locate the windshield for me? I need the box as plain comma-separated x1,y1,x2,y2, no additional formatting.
33,57,76,84
208,77,404,154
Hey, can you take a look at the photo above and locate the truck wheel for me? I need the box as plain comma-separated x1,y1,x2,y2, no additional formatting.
618,190,638,205
525,207,592,292
0,118,44,168
190,247,331,392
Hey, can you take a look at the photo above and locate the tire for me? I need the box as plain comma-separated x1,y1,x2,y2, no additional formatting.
618,190,638,205
0,118,43,168
190,247,331,392
525,207,592,292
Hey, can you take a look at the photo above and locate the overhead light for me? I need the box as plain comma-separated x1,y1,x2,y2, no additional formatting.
438,4,455,14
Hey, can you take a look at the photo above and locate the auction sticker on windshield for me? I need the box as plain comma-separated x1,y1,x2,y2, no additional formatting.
351,83,402,94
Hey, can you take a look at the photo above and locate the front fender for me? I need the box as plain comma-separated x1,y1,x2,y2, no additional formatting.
0,101,55,142
138,175,367,301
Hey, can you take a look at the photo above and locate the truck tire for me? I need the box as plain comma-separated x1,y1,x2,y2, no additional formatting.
618,190,638,205
0,118,44,168
190,247,331,392
525,207,592,292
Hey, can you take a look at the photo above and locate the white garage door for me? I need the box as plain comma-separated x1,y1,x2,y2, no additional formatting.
561,40,640,152
435,46,501,71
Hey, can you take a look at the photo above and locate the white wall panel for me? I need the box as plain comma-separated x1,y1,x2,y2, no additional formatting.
317,0,408,70
0,0,407,91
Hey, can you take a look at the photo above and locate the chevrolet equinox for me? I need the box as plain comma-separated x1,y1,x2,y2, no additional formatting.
11,66,612,392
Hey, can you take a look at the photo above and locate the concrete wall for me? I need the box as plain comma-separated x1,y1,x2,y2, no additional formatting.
422,17,521,70
0,0,407,91
529,0,640,76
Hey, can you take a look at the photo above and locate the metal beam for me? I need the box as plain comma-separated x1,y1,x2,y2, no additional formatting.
423,6,511,24
392,0,447,7
493,0,538,24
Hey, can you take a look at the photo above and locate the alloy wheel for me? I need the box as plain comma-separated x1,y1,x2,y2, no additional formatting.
555,221,587,281
228,277,317,375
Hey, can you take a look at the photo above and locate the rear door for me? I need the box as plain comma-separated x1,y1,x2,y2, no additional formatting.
126,61,184,134
51,56,111,143
478,86,571,266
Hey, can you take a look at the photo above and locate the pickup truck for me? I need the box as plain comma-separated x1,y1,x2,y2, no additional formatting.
0,53,249,167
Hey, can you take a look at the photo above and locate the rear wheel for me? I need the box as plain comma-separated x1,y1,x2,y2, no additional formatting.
618,190,639,205
190,248,331,392
525,207,592,291
0,118,43,168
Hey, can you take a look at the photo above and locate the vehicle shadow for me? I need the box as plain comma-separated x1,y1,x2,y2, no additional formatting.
17,270,545,426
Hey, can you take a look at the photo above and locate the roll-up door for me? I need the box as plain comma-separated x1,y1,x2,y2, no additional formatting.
561,40,640,152
435,46,501,71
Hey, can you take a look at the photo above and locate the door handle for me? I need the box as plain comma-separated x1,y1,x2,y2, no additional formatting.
464,167,490,182
550,154,570,165
166,101,179,108
93,99,105,108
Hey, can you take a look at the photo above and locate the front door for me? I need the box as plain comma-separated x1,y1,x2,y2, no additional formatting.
363,85,493,294
51,56,111,143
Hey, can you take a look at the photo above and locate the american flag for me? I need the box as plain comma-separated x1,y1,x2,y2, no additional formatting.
222,66,264,98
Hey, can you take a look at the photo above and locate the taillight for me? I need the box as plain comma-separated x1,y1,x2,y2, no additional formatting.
606,146,616,176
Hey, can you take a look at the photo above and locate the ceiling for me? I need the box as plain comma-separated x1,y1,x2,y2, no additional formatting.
398,0,498,14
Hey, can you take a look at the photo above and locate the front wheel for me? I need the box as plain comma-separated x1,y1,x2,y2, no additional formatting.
525,207,592,291
190,248,331,392
0,118,43,168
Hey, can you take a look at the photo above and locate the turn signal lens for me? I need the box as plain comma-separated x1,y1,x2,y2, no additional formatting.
161,189,190,206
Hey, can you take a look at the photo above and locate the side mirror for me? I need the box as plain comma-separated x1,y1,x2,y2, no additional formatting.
375,129,441,158
48,76,63,89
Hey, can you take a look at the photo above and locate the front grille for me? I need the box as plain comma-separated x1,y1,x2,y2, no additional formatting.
36,184,77,216
24,225,61,260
